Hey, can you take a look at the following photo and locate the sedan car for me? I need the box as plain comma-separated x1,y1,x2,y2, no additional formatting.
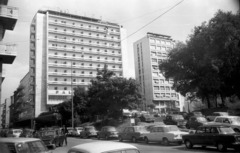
118,126,149,142
163,114,187,128
0,137,51,153
80,126,98,138
186,116,208,129
97,126,118,140
68,141,140,153
209,116,240,132
206,112,229,121
182,124,240,152
139,114,155,123
6,129,22,137
142,125,189,145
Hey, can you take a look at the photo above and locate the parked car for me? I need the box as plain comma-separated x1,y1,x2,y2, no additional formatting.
186,116,208,129
6,129,22,137
80,126,98,138
0,137,52,153
67,127,78,137
206,112,229,121
118,126,149,143
139,114,155,123
163,114,187,128
68,141,140,153
75,127,83,135
37,129,65,149
209,116,240,132
97,126,118,140
142,125,188,145
185,111,204,120
182,124,240,152
19,128,34,138
172,111,188,119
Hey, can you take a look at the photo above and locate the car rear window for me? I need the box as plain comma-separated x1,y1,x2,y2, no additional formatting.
1,142,17,153
27,141,48,153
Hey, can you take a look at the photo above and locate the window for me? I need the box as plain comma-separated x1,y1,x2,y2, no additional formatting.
154,86,159,90
64,87,67,90
54,52,58,55
54,87,58,90
81,71,84,74
54,78,58,81
64,70,67,73
54,69,58,72
89,72,93,74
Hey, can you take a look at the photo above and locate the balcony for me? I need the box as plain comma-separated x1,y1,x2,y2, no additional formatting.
0,44,16,64
0,5,18,30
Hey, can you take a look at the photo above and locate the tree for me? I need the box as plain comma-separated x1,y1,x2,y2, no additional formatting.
88,65,142,119
159,10,240,108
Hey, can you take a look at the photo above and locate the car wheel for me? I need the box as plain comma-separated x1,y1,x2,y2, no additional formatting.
132,136,137,143
185,140,193,149
217,142,226,152
144,137,149,144
97,135,100,140
162,138,169,145
119,136,123,142
178,141,182,145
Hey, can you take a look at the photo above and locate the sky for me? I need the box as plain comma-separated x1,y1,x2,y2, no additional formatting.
1,0,239,102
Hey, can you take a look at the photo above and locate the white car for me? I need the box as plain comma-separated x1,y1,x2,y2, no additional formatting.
142,125,189,145
68,141,140,153
7,129,22,138
208,116,240,132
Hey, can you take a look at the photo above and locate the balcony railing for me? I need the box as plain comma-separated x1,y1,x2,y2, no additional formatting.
0,5,18,30
0,44,16,64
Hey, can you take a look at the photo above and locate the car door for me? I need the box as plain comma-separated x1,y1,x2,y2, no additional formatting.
147,127,157,141
191,127,205,144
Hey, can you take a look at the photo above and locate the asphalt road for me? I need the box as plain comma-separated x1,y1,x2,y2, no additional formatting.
52,137,237,153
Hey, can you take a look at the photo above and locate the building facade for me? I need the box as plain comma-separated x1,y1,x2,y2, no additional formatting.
0,0,18,127
1,98,11,128
30,10,126,117
133,32,184,113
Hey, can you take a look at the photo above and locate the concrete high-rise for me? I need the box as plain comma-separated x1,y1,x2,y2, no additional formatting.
29,10,126,117
133,32,184,113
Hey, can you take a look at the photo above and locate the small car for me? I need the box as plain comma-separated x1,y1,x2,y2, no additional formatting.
163,114,187,128
80,126,98,138
7,129,23,137
75,127,83,135
37,129,65,149
185,111,204,120
210,116,240,132
67,127,78,137
0,137,52,153
142,125,189,145
186,116,208,129
118,126,149,142
182,124,240,151
139,114,155,123
97,126,118,140
206,112,229,121
68,141,140,153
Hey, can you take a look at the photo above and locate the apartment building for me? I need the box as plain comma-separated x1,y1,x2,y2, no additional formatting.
30,10,126,117
0,0,18,127
133,32,184,113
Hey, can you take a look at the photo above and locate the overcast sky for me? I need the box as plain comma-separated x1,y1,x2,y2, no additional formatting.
1,0,239,102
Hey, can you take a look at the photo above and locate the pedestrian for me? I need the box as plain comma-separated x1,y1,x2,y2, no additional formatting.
62,125,68,145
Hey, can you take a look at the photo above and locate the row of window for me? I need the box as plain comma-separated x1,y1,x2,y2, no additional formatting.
150,45,172,51
154,93,179,99
154,86,172,91
50,29,120,40
49,61,122,68
149,38,173,45
50,18,120,33
153,79,174,84
50,53,121,61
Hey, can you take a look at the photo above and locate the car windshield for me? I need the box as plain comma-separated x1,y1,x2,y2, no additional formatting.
135,126,148,132
219,127,235,134
229,117,240,124
172,115,184,120
165,126,179,132
197,117,207,122
13,130,22,133
218,112,228,116
27,141,48,152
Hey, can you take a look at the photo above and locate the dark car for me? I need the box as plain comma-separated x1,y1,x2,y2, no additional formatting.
118,126,149,143
185,111,204,120
182,125,240,152
163,114,187,128
37,129,65,149
139,114,155,123
0,137,51,153
97,126,118,140
80,126,98,138
186,116,208,129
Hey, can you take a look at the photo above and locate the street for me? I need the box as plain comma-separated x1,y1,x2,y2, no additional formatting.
52,137,237,153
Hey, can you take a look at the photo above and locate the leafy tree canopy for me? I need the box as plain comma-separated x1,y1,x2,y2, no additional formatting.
159,10,240,105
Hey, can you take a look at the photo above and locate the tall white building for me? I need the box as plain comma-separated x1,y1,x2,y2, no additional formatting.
30,10,126,117
133,32,184,113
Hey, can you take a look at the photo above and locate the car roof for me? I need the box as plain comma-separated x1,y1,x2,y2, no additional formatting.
200,124,230,128
215,116,239,118
0,138,41,143
152,125,177,128
69,141,137,153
